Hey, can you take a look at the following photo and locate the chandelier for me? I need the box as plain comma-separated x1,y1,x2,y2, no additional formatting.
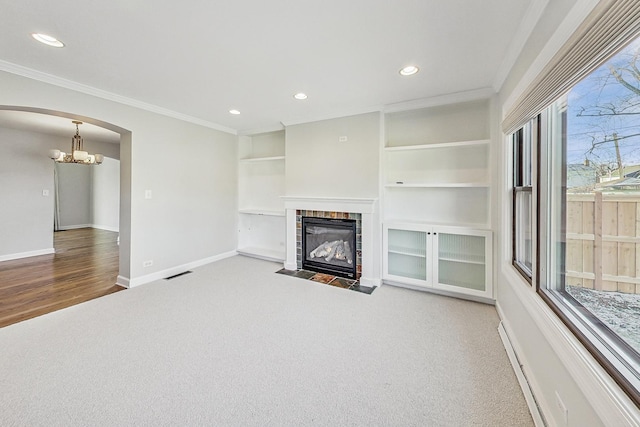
48,121,104,165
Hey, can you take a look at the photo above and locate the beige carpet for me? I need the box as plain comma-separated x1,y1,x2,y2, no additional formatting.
0,255,533,426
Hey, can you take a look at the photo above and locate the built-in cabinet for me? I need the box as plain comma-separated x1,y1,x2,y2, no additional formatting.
383,222,492,299
235,98,494,300
382,99,494,299
237,130,286,261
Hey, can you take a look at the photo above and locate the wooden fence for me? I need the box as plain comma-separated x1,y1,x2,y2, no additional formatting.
567,192,640,294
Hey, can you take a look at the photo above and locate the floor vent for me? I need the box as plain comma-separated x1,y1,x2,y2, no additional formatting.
164,271,192,280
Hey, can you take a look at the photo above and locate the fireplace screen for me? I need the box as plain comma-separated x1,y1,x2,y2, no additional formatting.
302,216,357,278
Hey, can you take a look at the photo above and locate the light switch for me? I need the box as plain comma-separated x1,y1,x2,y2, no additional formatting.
42,189,49,197
145,190,152,199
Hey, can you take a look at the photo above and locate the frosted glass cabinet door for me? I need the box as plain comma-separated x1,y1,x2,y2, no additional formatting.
435,231,490,296
384,223,492,299
387,228,428,283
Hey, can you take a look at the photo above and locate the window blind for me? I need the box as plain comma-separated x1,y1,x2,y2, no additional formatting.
502,0,640,135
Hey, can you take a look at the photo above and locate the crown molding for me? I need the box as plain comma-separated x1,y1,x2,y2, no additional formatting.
493,0,550,92
237,124,285,136
279,88,496,128
383,87,495,114
0,60,238,135
280,105,383,127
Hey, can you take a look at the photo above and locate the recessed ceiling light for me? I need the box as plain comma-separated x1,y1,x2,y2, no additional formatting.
399,65,419,76
31,33,65,48
293,93,308,100
229,109,241,115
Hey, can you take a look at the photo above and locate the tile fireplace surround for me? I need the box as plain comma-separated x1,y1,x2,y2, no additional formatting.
282,197,379,287
296,210,361,277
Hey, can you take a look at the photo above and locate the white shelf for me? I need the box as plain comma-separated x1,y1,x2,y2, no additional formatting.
239,156,285,163
388,246,426,258
238,131,286,260
239,209,285,217
439,253,485,265
237,246,285,262
385,182,490,188
384,139,490,151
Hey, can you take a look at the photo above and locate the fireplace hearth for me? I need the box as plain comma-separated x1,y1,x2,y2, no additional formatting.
302,216,357,279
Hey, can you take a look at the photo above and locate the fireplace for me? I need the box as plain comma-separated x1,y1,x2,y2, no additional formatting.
302,216,357,279
283,197,378,287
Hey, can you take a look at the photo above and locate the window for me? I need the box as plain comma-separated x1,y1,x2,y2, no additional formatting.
512,121,535,280
512,36,640,404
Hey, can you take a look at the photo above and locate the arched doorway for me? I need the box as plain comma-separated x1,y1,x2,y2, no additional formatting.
0,106,132,326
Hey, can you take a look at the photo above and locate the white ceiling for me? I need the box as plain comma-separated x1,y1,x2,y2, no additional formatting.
0,0,533,134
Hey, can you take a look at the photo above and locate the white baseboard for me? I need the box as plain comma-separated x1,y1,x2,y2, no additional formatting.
382,279,495,305
57,224,119,232
57,224,92,230
127,250,238,288
0,248,55,262
360,276,381,288
283,262,298,271
91,224,119,232
496,316,546,427
116,275,130,288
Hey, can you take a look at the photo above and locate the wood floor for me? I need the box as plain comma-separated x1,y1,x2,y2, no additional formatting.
0,228,123,328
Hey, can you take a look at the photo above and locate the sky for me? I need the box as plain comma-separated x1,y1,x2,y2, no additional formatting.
566,37,640,168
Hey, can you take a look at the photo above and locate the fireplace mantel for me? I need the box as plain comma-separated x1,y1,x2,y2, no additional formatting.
282,196,380,287
282,196,377,214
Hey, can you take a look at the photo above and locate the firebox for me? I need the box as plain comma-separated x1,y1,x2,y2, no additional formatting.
302,216,357,279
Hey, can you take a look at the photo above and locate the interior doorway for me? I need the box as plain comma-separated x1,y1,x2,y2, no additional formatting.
0,106,131,281
0,107,132,326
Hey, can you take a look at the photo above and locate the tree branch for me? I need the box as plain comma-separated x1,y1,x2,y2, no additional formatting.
609,64,640,95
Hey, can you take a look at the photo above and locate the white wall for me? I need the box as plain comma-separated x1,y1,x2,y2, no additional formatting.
56,162,91,229
55,137,120,230
284,112,382,285
0,127,56,259
496,0,640,425
84,138,120,160
285,112,380,198
56,156,121,231
0,70,238,284
92,156,120,231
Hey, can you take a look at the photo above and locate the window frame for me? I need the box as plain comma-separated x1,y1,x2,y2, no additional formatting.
512,120,537,283
521,99,640,407
505,0,640,409
511,126,535,285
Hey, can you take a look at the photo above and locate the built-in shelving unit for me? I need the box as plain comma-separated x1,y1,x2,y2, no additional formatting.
382,98,493,300
383,99,491,229
238,130,286,261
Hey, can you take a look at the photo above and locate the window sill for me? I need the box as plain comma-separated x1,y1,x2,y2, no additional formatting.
498,263,640,426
